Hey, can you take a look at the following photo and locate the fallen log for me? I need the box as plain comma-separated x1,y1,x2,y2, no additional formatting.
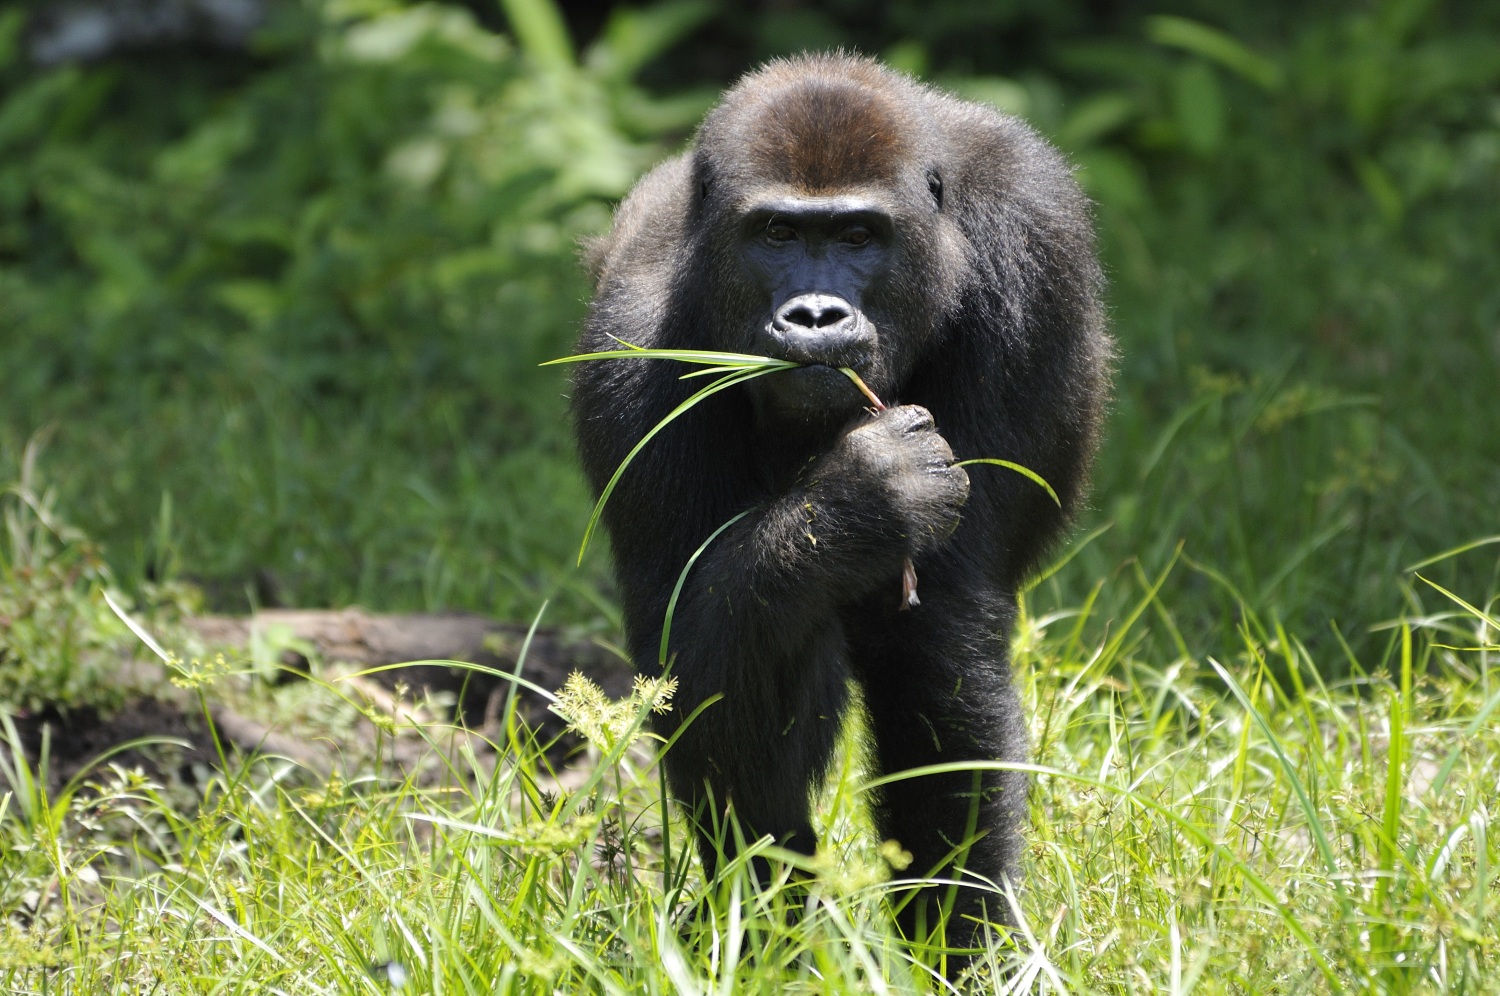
208,705,335,776
185,609,635,749
3,612,632,794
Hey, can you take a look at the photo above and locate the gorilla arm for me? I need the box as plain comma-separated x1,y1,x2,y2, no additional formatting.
572,358,968,686
571,350,966,827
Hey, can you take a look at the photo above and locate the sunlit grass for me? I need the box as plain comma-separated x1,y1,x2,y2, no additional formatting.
2,542,1496,994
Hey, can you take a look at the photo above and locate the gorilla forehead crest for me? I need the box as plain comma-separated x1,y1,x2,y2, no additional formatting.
704,57,916,193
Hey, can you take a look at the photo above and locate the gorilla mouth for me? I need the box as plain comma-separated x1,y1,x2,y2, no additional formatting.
752,299,880,418
757,362,873,416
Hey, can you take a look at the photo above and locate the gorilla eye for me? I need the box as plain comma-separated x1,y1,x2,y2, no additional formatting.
927,170,943,208
765,223,798,244
840,226,872,247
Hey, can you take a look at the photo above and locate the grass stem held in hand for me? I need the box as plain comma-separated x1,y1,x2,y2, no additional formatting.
836,369,924,608
838,366,886,410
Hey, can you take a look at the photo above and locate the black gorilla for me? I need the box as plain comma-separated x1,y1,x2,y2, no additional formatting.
570,54,1109,948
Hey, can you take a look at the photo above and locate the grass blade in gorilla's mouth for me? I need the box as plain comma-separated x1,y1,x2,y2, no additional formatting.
837,366,886,410
543,347,793,563
544,347,1058,610
546,346,822,565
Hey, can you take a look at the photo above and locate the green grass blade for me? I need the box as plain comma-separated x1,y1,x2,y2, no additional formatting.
103,589,172,664
1023,521,1112,593
341,659,559,703
1371,624,1411,970
1207,657,1344,885
955,457,1061,507
577,365,779,564
541,348,798,369
1413,573,1500,632
837,367,885,408
1403,535,1500,572
539,345,799,564
660,509,751,667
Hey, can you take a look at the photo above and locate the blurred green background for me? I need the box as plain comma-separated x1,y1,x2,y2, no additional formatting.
2,0,1497,659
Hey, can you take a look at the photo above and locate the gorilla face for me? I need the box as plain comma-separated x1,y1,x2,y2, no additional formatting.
736,194,893,417
730,187,955,422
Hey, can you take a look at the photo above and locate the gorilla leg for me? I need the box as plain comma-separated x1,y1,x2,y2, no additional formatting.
662,627,851,884
848,585,1028,949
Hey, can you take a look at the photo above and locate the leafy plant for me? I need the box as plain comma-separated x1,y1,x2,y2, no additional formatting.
0,0,709,618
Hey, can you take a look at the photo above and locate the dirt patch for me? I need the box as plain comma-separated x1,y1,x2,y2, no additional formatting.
7,697,211,791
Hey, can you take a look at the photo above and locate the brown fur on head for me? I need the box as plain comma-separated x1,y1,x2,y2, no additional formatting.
696,54,931,198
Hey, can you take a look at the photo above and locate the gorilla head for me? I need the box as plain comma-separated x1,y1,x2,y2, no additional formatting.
688,61,971,423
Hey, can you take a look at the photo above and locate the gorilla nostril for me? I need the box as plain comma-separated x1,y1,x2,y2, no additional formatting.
784,305,817,329
778,294,854,331
814,305,850,328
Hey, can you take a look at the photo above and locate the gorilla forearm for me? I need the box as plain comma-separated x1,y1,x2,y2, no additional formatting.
652,478,911,668
626,407,968,674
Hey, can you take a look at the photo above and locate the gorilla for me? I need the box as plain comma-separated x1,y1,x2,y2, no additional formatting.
570,53,1110,953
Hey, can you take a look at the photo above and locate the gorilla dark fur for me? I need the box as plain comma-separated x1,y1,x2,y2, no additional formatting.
571,54,1110,950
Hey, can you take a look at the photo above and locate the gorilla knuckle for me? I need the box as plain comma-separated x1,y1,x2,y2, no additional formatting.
946,463,971,502
891,404,935,433
924,432,956,467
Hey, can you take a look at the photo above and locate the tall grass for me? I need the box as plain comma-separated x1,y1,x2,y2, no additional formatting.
2,544,1495,993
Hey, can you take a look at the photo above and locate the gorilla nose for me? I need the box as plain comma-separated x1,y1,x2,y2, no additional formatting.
777,294,853,331
764,294,872,366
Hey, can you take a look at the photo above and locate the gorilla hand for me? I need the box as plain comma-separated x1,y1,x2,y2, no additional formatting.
813,404,970,560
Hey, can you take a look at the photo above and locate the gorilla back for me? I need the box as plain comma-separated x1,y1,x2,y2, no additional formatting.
571,53,1110,951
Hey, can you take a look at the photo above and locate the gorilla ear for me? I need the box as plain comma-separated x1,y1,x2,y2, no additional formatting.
926,170,943,209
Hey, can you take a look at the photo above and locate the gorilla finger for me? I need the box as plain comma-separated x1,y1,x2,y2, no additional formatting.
928,462,969,496
886,404,935,434
922,434,957,466
949,465,971,503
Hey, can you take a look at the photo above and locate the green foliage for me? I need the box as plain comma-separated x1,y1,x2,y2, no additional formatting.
0,447,132,713
1012,7,1500,646
542,347,805,562
0,0,708,619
